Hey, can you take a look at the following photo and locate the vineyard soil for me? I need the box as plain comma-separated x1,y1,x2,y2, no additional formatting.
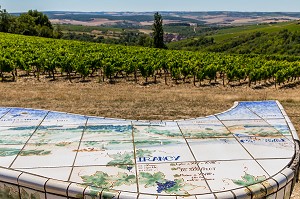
0,77,300,197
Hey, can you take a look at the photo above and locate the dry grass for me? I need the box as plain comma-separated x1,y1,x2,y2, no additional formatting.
0,76,300,197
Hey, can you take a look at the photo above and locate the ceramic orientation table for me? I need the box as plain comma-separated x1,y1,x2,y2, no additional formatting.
0,100,299,199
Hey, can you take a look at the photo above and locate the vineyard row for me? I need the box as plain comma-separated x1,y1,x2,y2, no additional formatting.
1,33,300,87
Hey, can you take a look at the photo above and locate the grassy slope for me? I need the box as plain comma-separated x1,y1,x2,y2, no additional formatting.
167,21,300,51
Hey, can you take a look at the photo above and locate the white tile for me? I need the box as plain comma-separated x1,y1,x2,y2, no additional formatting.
187,138,252,161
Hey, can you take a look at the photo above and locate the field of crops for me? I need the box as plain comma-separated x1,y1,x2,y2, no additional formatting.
0,32,300,87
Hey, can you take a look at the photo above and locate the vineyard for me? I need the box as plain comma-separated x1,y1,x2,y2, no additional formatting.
1,32,300,88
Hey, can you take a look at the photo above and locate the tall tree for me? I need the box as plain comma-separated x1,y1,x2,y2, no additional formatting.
152,12,165,49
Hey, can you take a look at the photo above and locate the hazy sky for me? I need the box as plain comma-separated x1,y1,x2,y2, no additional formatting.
1,0,300,13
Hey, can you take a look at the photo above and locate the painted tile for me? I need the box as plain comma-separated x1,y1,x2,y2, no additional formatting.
20,187,45,199
70,165,137,193
195,194,215,199
0,182,19,199
18,173,48,192
11,142,79,168
118,191,138,199
199,160,269,192
275,187,285,199
237,136,294,159
74,141,134,167
133,122,183,140
176,195,197,199
82,124,133,142
187,138,252,161
265,119,291,136
214,191,235,198
45,179,70,196
68,183,86,198
0,144,23,167
42,111,87,126
179,123,232,139
262,178,278,196
0,108,48,127
257,159,291,177
266,192,276,199
135,139,194,163
284,181,293,199
84,186,102,199
0,126,35,145
178,115,221,125
17,167,72,181
0,107,10,118
0,167,23,184
87,117,129,125
101,190,120,199
223,120,282,137
28,125,84,144
216,104,261,120
239,101,284,119
137,162,210,195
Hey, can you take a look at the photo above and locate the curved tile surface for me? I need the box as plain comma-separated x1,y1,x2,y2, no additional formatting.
0,100,299,199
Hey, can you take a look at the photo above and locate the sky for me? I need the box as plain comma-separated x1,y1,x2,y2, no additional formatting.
1,0,300,13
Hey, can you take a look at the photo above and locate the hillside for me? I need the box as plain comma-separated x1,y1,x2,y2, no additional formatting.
167,21,300,55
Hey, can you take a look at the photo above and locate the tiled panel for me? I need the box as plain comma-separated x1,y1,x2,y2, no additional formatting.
216,104,261,120
0,107,10,118
179,123,232,139
223,119,282,137
0,108,48,127
0,101,297,199
28,125,84,144
16,167,72,181
11,142,79,168
187,138,252,161
42,111,87,126
74,141,134,166
0,144,24,167
135,138,194,163
18,173,48,192
200,160,269,192
0,126,36,145
257,159,291,176
133,122,183,140
265,119,291,136
236,136,294,159
136,162,211,195
70,165,137,193
239,101,284,119
82,124,133,142
0,182,20,199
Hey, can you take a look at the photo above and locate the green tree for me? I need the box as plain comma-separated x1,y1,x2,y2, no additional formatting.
0,6,11,32
152,12,166,49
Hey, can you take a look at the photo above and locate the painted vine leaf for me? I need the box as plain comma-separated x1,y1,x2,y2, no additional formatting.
139,172,166,188
146,127,181,137
81,171,110,188
110,172,136,187
107,152,134,169
232,172,267,186
135,149,152,157
81,171,136,189
20,149,51,156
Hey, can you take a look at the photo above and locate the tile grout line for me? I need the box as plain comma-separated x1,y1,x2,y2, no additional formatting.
216,110,273,178
0,108,11,119
131,121,140,196
9,110,50,168
176,121,215,198
67,116,89,182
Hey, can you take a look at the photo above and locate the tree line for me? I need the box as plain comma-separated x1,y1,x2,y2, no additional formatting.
0,7,62,38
